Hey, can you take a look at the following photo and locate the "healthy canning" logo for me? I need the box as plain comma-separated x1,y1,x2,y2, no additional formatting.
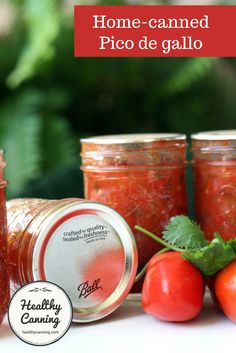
8,281,73,346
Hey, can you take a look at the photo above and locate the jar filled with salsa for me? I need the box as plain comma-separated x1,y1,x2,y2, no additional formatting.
0,151,8,325
192,130,236,241
7,198,137,322
80,134,188,292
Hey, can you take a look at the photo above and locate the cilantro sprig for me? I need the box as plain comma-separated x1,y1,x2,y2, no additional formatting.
135,216,236,277
163,215,208,249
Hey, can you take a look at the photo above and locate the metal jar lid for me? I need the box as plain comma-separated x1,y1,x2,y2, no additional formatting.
81,133,186,144
81,134,187,167
31,200,138,323
191,130,236,141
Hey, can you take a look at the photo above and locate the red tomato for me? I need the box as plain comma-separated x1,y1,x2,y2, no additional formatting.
215,260,236,323
142,251,204,322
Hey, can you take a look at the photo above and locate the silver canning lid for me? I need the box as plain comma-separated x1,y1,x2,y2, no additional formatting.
32,200,138,323
191,130,236,140
81,133,186,144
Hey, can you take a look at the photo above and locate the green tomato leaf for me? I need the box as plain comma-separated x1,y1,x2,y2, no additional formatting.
163,215,208,249
183,233,236,276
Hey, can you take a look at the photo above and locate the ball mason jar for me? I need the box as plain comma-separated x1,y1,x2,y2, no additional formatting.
80,134,188,292
7,198,137,322
191,130,236,241
0,151,8,325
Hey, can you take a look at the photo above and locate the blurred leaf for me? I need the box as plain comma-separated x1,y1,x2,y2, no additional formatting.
0,89,76,197
17,165,83,199
0,92,42,196
7,0,61,88
41,115,76,172
162,58,217,97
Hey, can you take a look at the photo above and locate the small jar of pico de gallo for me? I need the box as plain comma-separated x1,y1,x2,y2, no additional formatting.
0,151,9,325
191,130,236,241
7,198,137,322
80,134,188,292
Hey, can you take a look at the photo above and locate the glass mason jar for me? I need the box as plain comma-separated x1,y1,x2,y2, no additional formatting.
80,134,188,292
0,151,8,325
7,198,137,322
191,130,236,241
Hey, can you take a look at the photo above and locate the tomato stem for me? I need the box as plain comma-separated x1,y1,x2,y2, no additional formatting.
134,247,169,283
134,225,183,252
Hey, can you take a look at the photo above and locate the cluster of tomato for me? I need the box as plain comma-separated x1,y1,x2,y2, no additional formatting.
142,251,236,323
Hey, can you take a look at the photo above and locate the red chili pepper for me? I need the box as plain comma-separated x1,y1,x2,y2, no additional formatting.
142,251,204,322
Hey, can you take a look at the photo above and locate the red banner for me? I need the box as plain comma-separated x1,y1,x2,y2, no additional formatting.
74,5,236,57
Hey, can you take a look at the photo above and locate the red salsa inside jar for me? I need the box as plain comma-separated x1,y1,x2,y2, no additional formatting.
81,134,188,292
7,198,138,322
0,152,8,325
7,199,52,291
192,131,236,241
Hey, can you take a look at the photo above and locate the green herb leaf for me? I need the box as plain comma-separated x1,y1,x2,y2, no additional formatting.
163,215,208,249
227,238,236,252
183,233,236,276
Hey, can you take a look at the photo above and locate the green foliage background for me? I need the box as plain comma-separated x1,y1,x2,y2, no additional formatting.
0,0,236,202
